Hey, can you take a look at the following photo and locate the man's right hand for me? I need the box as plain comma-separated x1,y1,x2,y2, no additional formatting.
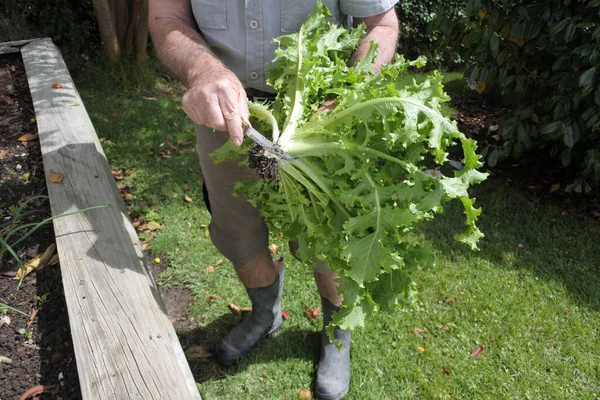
182,66,249,147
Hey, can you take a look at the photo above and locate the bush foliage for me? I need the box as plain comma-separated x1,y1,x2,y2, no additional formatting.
445,0,600,192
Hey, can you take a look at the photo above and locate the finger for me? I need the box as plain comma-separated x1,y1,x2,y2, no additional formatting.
238,90,250,125
203,98,227,131
219,92,243,146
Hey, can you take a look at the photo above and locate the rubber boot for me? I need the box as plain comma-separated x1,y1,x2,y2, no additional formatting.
216,269,284,367
315,297,351,400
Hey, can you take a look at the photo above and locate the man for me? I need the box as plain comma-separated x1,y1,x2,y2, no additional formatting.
148,1,398,398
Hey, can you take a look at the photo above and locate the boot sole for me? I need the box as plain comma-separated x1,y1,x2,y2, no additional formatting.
316,385,349,400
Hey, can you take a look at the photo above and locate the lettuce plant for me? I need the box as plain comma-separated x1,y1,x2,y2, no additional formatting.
212,2,487,332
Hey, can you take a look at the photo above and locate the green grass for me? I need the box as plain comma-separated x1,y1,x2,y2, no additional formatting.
76,64,600,399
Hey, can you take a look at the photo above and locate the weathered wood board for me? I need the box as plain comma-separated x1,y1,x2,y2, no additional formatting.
20,38,202,400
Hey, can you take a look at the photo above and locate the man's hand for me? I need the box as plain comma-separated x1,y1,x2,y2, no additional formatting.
148,0,248,146
182,66,249,146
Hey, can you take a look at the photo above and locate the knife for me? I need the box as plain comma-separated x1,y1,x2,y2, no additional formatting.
242,121,295,161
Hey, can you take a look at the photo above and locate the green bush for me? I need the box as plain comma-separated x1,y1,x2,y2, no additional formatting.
396,0,465,67
457,0,600,192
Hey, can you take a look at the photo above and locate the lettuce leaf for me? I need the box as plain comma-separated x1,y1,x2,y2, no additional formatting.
212,2,487,331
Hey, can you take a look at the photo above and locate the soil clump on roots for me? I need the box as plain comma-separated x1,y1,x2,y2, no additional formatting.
248,143,280,181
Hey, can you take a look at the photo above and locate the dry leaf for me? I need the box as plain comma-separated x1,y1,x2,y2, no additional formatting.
442,366,452,375
282,310,290,319
124,193,133,200
186,221,192,228
0,149,9,158
51,83,63,89
229,303,242,317
184,185,191,192
517,243,525,249
0,356,12,364
205,229,210,238
299,389,312,399
46,254,60,267
184,345,212,359
146,221,161,231
15,244,56,280
305,307,320,320
550,183,560,193
444,297,458,304
409,327,426,336
563,307,568,313
0,315,10,329
215,259,223,267
470,345,484,358
48,170,64,184
417,346,425,352
17,133,38,142
184,194,193,203
268,243,279,256
19,384,56,400
205,265,215,273
26,308,39,327
241,306,252,313
436,324,451,332
207,295,217,302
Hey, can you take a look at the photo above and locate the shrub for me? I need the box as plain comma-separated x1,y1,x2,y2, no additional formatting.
457,0,600,192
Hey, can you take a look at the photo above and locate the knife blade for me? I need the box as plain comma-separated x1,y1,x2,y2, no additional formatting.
242,123,295,161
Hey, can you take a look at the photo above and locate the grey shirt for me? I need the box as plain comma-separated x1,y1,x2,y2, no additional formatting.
191,0,398,92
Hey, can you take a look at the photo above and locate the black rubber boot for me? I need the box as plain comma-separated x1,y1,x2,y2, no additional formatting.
315,297,351,400
216,269,284,367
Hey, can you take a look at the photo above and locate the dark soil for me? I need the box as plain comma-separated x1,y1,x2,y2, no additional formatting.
248,143,280,181
1,51,81,400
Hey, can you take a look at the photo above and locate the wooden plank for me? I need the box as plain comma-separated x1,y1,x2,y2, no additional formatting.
20,38,202,400
0,39,34,55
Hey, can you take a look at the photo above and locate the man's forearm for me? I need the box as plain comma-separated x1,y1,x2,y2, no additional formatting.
148,0,223,86
351,9,399,73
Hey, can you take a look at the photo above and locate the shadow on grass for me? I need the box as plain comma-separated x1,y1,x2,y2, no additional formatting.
177,314,320,383
423,174,600,310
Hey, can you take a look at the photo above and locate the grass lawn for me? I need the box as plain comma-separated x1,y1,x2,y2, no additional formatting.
76,65,600,399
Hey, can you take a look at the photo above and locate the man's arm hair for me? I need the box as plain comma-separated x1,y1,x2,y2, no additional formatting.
148,0,224,86
350,7,399,73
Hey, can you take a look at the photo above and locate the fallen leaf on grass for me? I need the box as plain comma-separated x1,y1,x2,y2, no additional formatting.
205,265,215,273
17,133,38,142
471,345,485,358
409,327,426,336
26,308,39,327
305,307,320,320
15,244,56,280
51,83,63,89
146,221,161,231
215,259,223,267
184,345,212,359
184,185,191,192
207,295,217,302
184,194,193,203
268,243,279,256
436,324,451,332
299,389,312,399
229,303,242,317
442,366,451,375
281,310,290,319
563,307,568,313
48,169,64,184
186,221,192,228
444,297,458,304
19,384,56,400
417,346,425,352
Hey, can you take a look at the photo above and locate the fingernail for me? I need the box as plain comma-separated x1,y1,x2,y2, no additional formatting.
233,138,242,146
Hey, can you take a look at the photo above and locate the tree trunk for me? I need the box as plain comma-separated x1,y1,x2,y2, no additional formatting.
135,0,149,64
113,0,129,47
91,0,121,62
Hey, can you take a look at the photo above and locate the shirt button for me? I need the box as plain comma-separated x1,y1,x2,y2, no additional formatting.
249,71,259,80
249,20,259,29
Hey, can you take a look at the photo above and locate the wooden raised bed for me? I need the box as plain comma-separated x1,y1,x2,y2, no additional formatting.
7,38,202,400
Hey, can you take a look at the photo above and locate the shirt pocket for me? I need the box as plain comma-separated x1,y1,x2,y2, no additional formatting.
192,0,228,30
280,0,342,33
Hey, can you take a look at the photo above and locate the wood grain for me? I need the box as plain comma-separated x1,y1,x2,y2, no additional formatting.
20,38,202,400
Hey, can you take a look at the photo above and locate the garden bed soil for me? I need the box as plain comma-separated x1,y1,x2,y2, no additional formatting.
0,52,81,400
